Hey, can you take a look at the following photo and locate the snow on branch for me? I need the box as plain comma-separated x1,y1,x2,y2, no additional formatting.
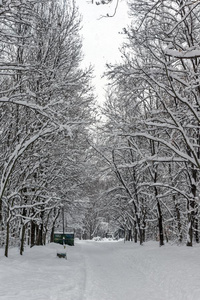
164,48,200,59
166,1,200,35
120,132,200,169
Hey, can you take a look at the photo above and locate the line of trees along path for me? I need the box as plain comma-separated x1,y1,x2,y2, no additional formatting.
1,0,200,256
94,0,200,247
0,0,95,256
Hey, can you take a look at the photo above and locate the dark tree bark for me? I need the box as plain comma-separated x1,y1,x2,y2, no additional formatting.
30,220,36,248
175,200,182,243
50,225,55,243
157,199,164,246
5,220,10,257
127,229,133,241
20,224,26,255
134,221,137,243
36,223,43,246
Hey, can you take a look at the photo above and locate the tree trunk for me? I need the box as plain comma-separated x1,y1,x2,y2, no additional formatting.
141,220,146,243
50,225,55,243
157,200,164,246
5,220,10,257
175,200,182,243
127,229,132,241
194,217,199,243
154,184,164,246
191,168,198,243
20,224,26,255
165,227,169,243
30,220,36,247
187,199,194,247
43,210,51,245
36,223,43,246
43,232,46,245
50,208,60,243
27,226,30,246
187,222,193,247
151,141,164,246
0,199,2,232
134,221,137,243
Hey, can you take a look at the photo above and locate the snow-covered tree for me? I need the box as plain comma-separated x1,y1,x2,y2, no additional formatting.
0,0,95,256
102,0,200,246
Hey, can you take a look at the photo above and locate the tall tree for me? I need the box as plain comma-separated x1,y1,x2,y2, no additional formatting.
102,0,200,246
0,0,95,256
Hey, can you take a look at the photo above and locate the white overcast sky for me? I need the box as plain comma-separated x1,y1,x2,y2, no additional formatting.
76,0,130,104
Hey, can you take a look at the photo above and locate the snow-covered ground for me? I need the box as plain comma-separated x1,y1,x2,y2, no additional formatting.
1,240,200,300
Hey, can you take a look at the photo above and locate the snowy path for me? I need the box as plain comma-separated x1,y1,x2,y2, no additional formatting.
80,240,200,300
81,241,161,300
1,240,200,300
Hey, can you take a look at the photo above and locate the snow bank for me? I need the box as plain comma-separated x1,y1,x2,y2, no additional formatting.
1,241,200,300
0,243,85,300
